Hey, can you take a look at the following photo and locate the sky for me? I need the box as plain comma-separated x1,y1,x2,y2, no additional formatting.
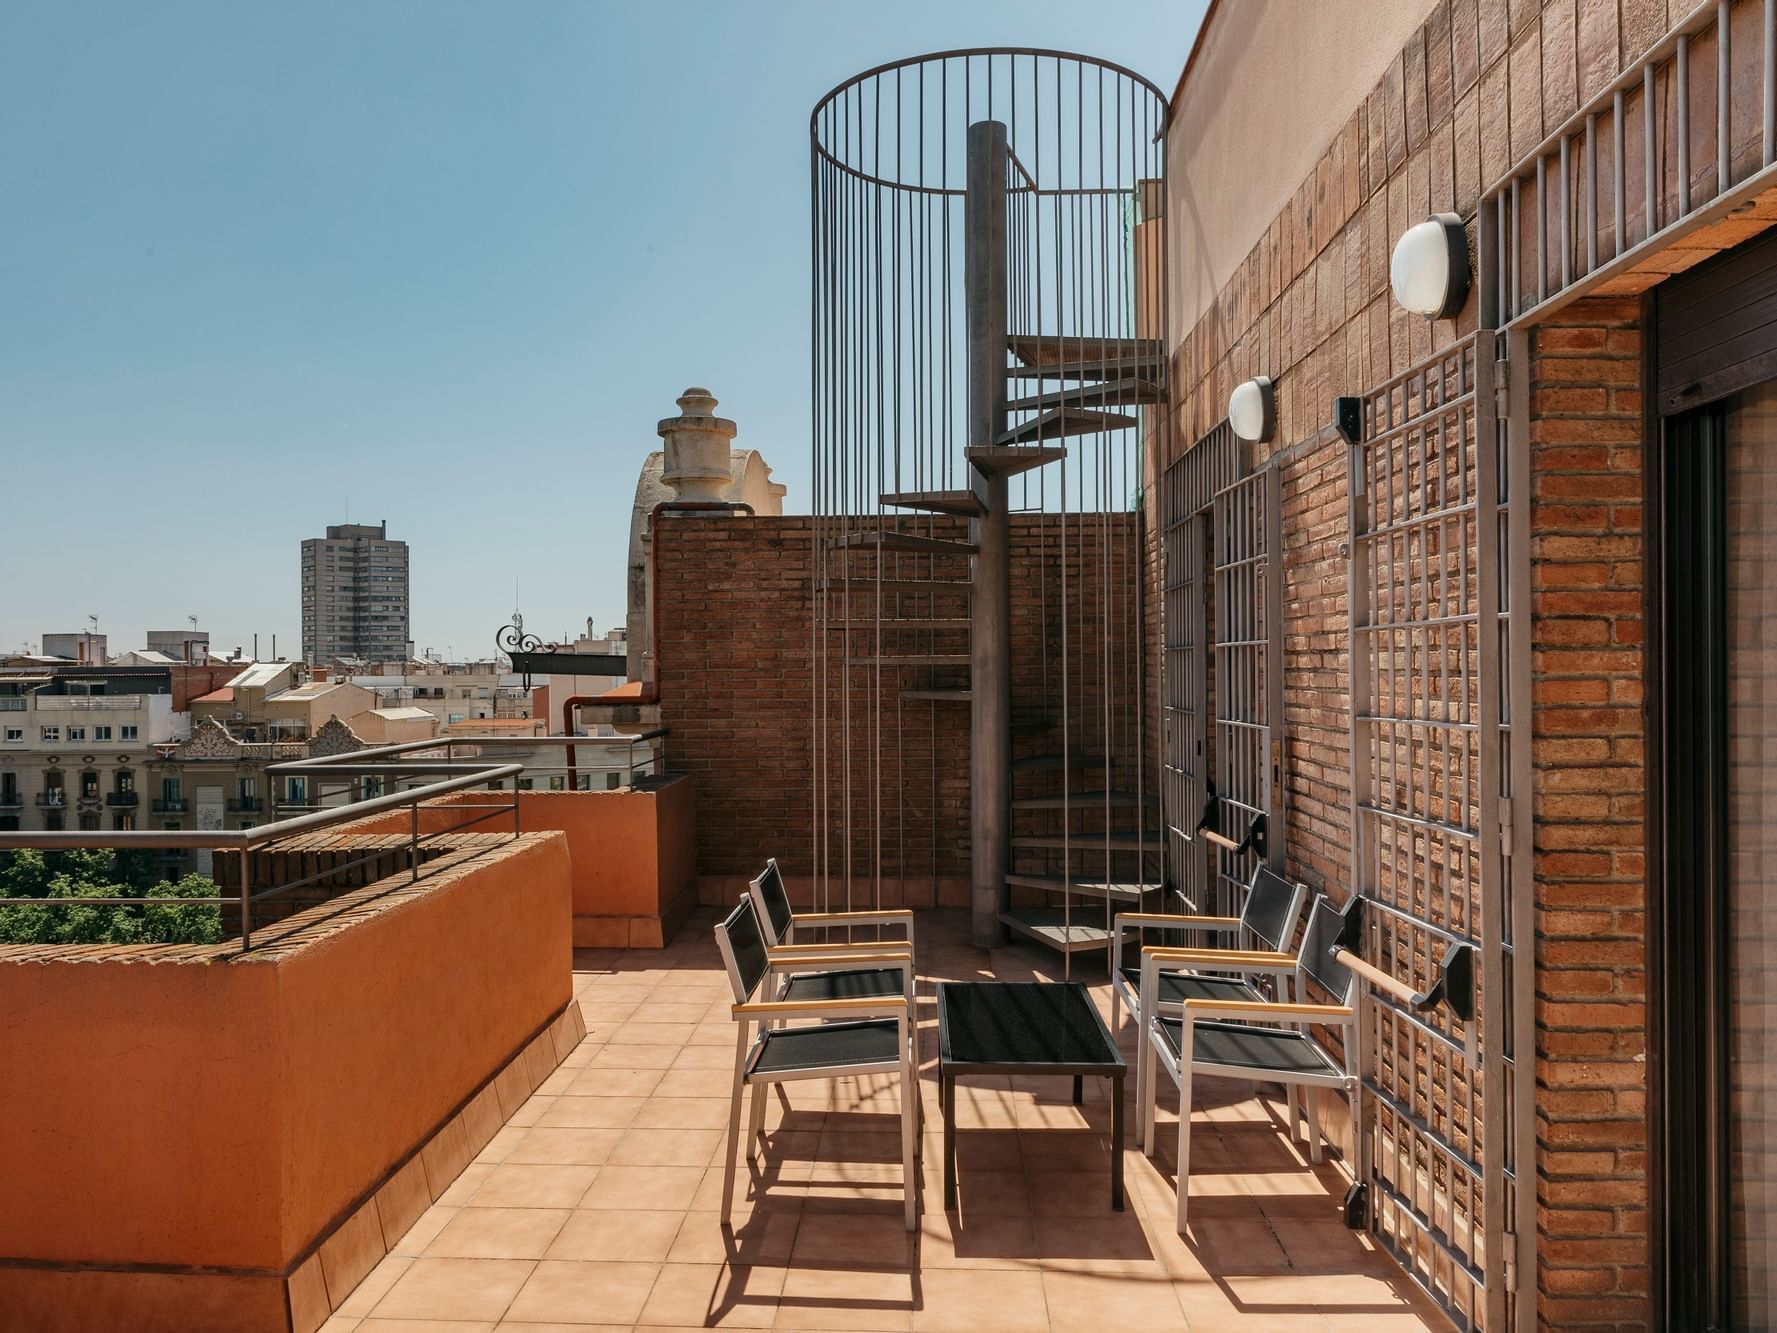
0,0,1206,662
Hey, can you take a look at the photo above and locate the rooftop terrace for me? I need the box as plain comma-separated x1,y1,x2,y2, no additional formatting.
323,909,1450,1331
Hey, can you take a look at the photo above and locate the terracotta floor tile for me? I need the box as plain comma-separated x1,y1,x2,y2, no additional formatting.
538,1096,647,1129
469,1164,599,1210
787,1212,918,1270
438,1163,495,1207
1041,1268,1189,1327
504,1127,626,1166
581,1164,707,1212
908,1267,1047,1332
631,1094,733,1129
669,1044,740,1072
565,1067,666,1099
390,1205,459,1257
608,1022,699,1046
589,1043,684,1070
544,1208,686,1264
654,1068,738,1098
369,1256,534,1322
336,1254,411,1317
645,1002,721,1025
1024,1169,1122,1216
1031,1215,1163,1275
666,1210,801,1266
357,1320,497,1332
916,1213,1039,1270
502,1259,661,1325
607,1127,725,1168
775,1266,915,1331
424,1206,570,1259
635,1262,785,1328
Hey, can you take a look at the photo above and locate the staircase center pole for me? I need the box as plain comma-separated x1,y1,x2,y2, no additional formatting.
966,119,1010,949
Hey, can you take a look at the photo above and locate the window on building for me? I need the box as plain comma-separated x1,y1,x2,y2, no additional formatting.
80,770,99,799
113,813,135,831
286,775,307,805
92,725,112,741
66,726,85,742
161,776,181,804
3,727,21,742
120,725,137,741
115,769,133,794
40,726,59,743
0,815,18,831
44,813,63,831
77,812,98,832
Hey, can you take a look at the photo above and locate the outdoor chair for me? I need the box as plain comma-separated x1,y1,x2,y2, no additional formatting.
1111,864,1309,1134
750,858,916,990
1138,892,1359,1233
715,894,920,1230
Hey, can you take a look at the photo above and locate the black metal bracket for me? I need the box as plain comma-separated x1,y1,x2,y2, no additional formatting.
496,614,628,688
1331,895,1476,1022
1194,780,1268,860
1334,395,1364,444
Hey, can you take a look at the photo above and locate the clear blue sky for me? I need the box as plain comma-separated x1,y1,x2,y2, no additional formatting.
0,1,1204,661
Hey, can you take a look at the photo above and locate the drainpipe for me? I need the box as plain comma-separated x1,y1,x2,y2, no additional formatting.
560,498,753,785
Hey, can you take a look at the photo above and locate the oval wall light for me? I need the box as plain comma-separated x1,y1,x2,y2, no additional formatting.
1390,213,1471,319
1228,375,1275,443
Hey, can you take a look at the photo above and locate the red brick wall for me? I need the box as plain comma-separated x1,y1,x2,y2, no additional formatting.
1528,297,1650,1326
652,512,1147,904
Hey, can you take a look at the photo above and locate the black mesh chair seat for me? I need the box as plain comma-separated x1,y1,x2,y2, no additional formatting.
751,1019,902,1076
1118,966,1263,1006
782,968,905,1003
1157,1017,1342,1077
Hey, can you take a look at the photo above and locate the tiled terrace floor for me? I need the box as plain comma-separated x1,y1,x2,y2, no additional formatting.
326,910,1450,1331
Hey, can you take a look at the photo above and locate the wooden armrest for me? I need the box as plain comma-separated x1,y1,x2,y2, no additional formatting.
796,909,913,925
769,941,911,957
1114,912,1242,931
734,996,907,1018
1141,946,1294,968
768,951,912,968
1182,999,1353,1020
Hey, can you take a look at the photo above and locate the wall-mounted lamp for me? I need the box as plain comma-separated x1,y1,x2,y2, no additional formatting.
1389,213,1471,319
1228,375,1275,443
1334,396,1363,445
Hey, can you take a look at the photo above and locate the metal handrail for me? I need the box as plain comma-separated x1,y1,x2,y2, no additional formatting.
0,731,668,953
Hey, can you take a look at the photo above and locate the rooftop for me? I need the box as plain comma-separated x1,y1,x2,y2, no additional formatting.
329,909,1449,1331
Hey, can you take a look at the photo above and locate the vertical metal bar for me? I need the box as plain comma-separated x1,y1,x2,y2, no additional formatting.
966,117,1010,949
410,799,420,883
1559,135,1572,290
1678,34,1693,216
238,846,252,953
1720,1,1733,196
1535,155,1548,305
1614,90,1627,257
1646,64,1659,241
1264,465,1284,869
1584,114,1598,275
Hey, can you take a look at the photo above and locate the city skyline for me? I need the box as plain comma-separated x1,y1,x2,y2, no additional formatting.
0,1,1202,660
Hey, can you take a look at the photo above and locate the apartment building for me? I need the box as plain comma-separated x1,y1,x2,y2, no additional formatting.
0,668,181,833
341,658,531,726
299,521,411,664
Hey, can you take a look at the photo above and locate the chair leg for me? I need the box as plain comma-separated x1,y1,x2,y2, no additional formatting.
747,1082,768,1159
1174,1057,1194,1234
721,1037,750,1225
1287,1084,1302,1143
1306,1085,1323,1164
1139,1022,1158,1155
900,1044,918,1231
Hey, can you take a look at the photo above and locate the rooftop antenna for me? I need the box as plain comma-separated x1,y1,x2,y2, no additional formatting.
87,614,98,634
188,614,198,631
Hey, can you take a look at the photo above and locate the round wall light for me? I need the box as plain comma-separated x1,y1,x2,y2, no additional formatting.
1390,213,1471,319
1228,375,1275,443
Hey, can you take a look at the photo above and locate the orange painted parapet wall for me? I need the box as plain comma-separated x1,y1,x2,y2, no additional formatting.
0,832,575,1333
339,776,697,948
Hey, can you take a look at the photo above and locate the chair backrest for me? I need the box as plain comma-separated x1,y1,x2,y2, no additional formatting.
1296,893,1357,1007
1240,865,1309,954
715,895,772,1005
750,858,796,947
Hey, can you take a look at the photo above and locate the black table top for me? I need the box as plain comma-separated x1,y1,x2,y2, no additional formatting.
936,980,1126,1074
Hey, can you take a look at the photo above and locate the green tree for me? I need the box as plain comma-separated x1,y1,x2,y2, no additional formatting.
0,851,222,946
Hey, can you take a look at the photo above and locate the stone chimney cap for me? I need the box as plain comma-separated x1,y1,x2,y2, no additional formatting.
658,385,737,441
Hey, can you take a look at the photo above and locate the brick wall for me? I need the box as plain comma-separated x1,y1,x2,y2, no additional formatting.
652,512,1148,904
1528,297,1651,1325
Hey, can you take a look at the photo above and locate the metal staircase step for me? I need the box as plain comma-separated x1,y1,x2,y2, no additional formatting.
880,489,987,517
901,688,972,702
1011,830,1164,852
1007,356,1165,382
1006,333,1165,368
965,445,1066,477
998,907,1132,953
997,405,1138,445
1005,380,1164,414
1011,790,1148,810
1007,872,1161,904
830,531,978,556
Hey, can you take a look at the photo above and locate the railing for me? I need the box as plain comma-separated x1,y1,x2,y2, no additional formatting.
0,698,25,712
0,792,20,809
1482,0,1777,327
0,731,668,953
32,696,145,712
226,796,261,812
151,798,187,813
105,792,139,808
35,793,65,808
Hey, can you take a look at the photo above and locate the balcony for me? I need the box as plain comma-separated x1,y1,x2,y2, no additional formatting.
0,698,26,712
35,792,66,808
227,796,263,812
151,797,188,813
33,695,144,712
105,791,139,808
0,791,20,809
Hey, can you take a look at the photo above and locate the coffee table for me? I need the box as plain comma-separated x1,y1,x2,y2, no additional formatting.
936,980,1126,1211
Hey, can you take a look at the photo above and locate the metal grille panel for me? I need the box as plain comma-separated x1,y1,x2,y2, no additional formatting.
1349,334,1505,1329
